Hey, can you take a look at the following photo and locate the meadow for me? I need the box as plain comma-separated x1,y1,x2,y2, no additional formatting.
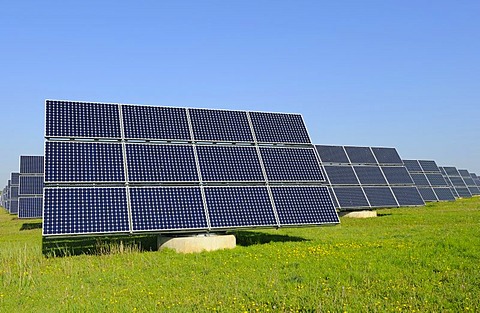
1,198,479,312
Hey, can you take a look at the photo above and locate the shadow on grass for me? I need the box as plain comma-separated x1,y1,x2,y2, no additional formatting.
230,230,308,247
20,222,42,231
377,213,392,217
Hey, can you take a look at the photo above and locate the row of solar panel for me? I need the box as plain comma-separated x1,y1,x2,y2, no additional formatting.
42,185,339,236
45,142,325,183
316,145,403,165
439,166,480,197
403,159,441,173
45,100,311,144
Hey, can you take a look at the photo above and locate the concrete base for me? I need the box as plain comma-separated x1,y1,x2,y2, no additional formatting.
157,234,236,253
339,210,377,218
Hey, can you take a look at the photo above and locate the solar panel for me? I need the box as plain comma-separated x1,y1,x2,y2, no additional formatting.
391,187,424,206
432,187,455,201
20,156,44,174
381,166,414,185
328,187,339,208
438,167,447,175
19,176,44,195
410,173,430,186
126,144,198,182
344,146,377,164
403,160,422,172
249,112,311,143
130,187,208,232
449,176,467,187
45,142,125,183
353,166,387,185
362,187,398,207
323,165,359,185
443,167,460,176
11,172,20,185
455,187,472,198
122,105,191,141
45,100,122,139
418,160,440,173
260,147,325,182
425,173,448,187
332,187,369,208
462,177,477,187
197,146,263,182
9,199,19,214
18,197,43,219
458,169,472,178
467,186,480,195
417,187,438,202
10,186,19,198
315,145,349,164
190,109,254,142
205,186,276,228
271,186,339,225
371,147,402,165
43,187,130,236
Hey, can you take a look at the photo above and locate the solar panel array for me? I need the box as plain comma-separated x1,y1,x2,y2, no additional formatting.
316,145,424,210
43,100,339,237
458,169,480,196
18,155,44,218
5,173,21,214
403,160,455,202
439,166,472,198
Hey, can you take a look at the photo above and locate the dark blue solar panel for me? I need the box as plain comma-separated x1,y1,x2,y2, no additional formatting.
45,142,125,183
344,146,377,164
403,160,422,172
371,147,402,165
190,109,254,142
130,187,208,231
11,173,20,185
271,186,339,225
410,173,430,186
418,160,440,173
45,100,121,138
249,112,311,144
19,176,44,195
454,187,472,198
197,146,264,182
462,177,476,187
18,197,43,219
205,187,277,228
391,187,424,206
122,105,191,141
467,186,480,195
362,187,397,207
9,199,18,214
443,167,460,176
43,187,130,236
417,187,438,202
449,176,467,187
425,173,448,187
126,144,198,182
332,187,369,208
381,167,414,185
315,145,349,164
20,156,44,174
260,147,324,182
353,166,387,185
432,187,455,201
438,167,447,175
10,186,19,198
328,187,339,208
323,166,359,185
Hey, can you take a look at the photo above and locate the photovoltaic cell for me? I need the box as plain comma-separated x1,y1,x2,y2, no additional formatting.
260,147,324,182
443,167,460,176
417,187,438,202
344,146,377,164
455,187,472,198
462,177,477,187
449,177,467,187
315,145,349,164
43,188,130,236
126,144,198,182
10,186,19,198
271,186,339,225
418,160,440,173
122,105,191,141
391,187,424,206
410,173,430,186
332,187,369,208
20,156,44,174
432,187,455,201
205,187,276,228
323,166,359,185
45,142,125,183
45,100,121,138
18,197,43,219
190,109,254,142
362,187,397,207
381,166,414,185
249,112,311,143
19,176,44,195
353,166,387,185
425,173,448,187
11,173,20,185
9,199,18,214
457,169,471,178
467,186,480,195
328,187,339,208
403,160,422,173
371,147,402,165
130,187,208,231
197,146,264,182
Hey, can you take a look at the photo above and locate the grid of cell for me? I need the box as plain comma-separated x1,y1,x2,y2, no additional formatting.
130,187,208,231
315,145,349,163
443,167,460,176
455,187,472,198
260,147,324,182
381,166,414,185
328,187,339,208
11,173,20,185
45,142,125,183
189,109,254,142
271,186,339,225
122,105,191,141
249,112,311,143
425,173,448,187
332,187,370,208
9,199,19,214
197,146,264,182
20,156,44,174
418,160,440,173
353,166,387,185
449,176,468,187
363,187,398,207
461,177,477,187
43,188,130,236
417,187,438,202
18,197,43,219
19,176,44,195
344,146,377,164
45,100,122,138
205,187,276,228
403,160,423,172
371,147,403,165
432,188,455,201
323,166,359,185
410,173,430,186
467,186,480,195
10,186,19,198
391,187,424,206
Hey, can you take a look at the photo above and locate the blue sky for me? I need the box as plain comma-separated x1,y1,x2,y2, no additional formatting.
1,1,479,184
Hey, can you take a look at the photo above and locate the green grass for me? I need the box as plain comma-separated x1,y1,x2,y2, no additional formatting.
1,198,480,312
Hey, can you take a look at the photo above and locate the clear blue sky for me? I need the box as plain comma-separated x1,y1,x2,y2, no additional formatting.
1,1,479,184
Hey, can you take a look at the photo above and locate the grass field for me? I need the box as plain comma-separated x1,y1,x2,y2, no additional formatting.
1,198,480,312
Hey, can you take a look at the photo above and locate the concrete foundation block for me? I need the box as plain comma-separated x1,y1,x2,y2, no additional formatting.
157,234,236,253
339,210,377,218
